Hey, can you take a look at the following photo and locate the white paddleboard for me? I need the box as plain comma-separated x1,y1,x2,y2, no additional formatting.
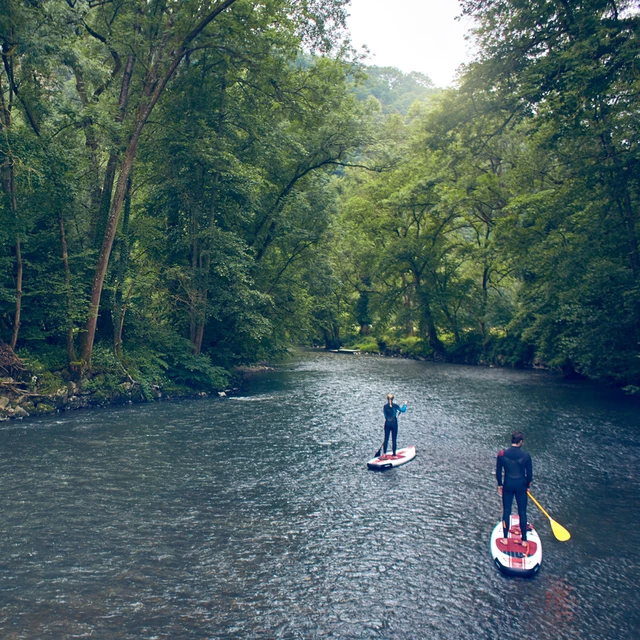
367,445,416,471
490,514,542,577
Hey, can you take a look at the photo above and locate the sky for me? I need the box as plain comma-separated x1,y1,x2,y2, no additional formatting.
346,0,477,88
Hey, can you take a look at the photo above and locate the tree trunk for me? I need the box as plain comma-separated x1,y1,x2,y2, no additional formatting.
193,171,221,355
194,321,206,355
0,70,22,350
72,64,103,227
323,324,340,350
115,283,133,360
2,45,40,136
113,174,133,358
189,202,200,348
81,0,240,370
192,76,226,354
441,305,460,345
421,298,444,354
82,134,140,369
58,214,78,368
10,233,22,351
6,165,21,351
94,53,135,247
402,273,414,335
414,273,445,354
83,57,176,369
479,264,489,342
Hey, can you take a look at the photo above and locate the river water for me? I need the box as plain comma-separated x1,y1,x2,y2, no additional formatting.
0,351,639,639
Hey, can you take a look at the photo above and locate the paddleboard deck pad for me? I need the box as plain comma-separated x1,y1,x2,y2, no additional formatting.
367,445,416,470
490,514,542,577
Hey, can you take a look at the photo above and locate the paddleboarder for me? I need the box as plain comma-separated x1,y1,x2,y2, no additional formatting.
496,431,533,549
382,393,407,458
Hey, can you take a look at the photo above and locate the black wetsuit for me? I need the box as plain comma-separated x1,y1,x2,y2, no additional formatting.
496,445,533,541
383,402,406,455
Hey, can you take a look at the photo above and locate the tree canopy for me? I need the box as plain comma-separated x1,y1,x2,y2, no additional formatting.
1,0,638,403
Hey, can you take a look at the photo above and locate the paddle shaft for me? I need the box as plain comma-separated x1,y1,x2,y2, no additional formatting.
527,491,552,519
527,490,571,541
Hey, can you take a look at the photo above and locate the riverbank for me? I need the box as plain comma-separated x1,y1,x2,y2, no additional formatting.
0,364,279,421
0,374,233,421
0,340,283,421
1,340,636,422
334,337,640,396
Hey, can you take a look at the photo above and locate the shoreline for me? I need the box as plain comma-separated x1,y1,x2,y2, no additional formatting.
2,348,637,422
0,369,250,422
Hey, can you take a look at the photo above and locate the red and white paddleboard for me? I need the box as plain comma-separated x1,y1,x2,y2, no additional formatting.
367,445,416,471
490,514,542,577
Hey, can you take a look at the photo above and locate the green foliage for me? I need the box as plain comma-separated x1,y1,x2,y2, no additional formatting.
324,1,640,387
80,372,126,401
353,66,439,115
162,344,229,391
1,0,639,401
117,329,230,393
33,372,67,395
396,336,430,358
18,346,68,376
0,0,362,392
351,336,379,353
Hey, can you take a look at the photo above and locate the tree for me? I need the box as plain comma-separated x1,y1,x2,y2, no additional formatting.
460,0,640,382
80,0,242,369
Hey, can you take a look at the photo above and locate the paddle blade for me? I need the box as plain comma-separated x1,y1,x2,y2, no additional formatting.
374,447,382,458
550,518,571,542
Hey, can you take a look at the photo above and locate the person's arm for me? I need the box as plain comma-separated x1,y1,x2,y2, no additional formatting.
398,402,407,413
525,453,533,488
496,451,504,493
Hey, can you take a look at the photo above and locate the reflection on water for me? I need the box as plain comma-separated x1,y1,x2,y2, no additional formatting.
544,577,576,628
0,351,639,639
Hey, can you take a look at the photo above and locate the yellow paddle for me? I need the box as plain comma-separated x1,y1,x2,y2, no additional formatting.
527,491,571,542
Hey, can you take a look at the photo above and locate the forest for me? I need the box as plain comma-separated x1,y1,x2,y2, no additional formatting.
1,0,639,417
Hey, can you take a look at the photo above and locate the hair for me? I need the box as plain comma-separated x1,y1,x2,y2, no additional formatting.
387,393,394,401
511,431,524,444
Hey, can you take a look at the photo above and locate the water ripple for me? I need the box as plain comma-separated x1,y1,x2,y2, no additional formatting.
0,352,639,638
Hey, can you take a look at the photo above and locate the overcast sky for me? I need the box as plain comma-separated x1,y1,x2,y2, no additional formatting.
346,0,477,87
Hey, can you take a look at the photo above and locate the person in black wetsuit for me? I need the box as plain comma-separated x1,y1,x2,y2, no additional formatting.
496,431,533,548
382,393,407,458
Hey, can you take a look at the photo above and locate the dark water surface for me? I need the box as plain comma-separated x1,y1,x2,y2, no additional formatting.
1,352,639,639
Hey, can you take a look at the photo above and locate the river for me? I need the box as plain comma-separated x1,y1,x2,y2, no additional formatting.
0,351,638,639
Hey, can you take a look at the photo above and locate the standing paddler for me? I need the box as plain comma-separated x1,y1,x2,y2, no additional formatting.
496,431,533,551
381,393,407,458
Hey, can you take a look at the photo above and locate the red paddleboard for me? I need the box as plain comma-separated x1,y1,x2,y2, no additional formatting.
490,514,542,577
367,445,416,470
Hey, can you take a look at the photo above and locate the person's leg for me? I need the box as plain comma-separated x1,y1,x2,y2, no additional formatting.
515,489,528,542
383,423,391,454
391,423,398,455
502,489,514,539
